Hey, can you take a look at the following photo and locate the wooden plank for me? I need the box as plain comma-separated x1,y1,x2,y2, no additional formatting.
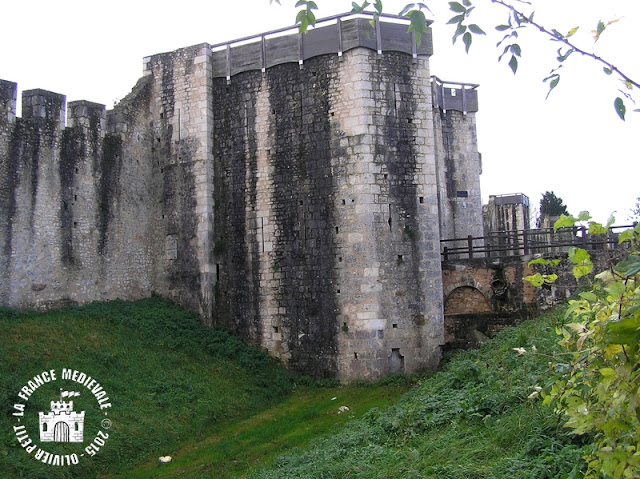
379,22,413,55
211,51,227,78
265,35,299,68
303,26,340,60
230,42,262,76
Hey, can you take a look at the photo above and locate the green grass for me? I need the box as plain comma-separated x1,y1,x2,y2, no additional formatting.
246,306,590,479
1,298,591,479
118,384,409,478
0,296,301,479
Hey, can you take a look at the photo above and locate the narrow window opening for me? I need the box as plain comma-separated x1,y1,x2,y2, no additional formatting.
419,196,424,204
392,323,398,329
299,200,304,206
73,222,78,228
341,199,346,205
338,257,343,262
354,352,358,359
451,88,457,97
160,112,164,119
216,264,220,281
273,326,279,332
335,226,339,234
456,190,468,198
75,168,79,174
336,289,341,294
74,195,77,201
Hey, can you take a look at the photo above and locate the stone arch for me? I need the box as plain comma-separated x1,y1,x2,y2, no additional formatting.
444,286,492,315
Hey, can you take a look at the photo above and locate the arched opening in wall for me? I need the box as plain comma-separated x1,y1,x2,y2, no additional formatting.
444,286,491,315
389,348,404,374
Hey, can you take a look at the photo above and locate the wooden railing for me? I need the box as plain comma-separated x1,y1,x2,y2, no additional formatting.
441,224,635,260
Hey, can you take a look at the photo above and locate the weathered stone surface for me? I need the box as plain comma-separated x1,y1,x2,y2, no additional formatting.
0,18,483,381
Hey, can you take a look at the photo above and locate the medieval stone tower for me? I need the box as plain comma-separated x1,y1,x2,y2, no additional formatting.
0,14,483,381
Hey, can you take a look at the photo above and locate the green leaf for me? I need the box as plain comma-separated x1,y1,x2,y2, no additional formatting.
569,247,591,265
452,22,466,44
374,0,382,14
557,48,574,62
510,44,521,57
449,2,466,13
614,97,626,121
607,315,640,346
468,24,485,35
605,214,616,228
463,31,472,53
554,214,576,231
573,264,593,279
495,24,511,31
613,255,640,277
399,3,415,16
528,258,552,267
566,27,579,37
524,273,544,287
603,67,613,75
579,291,598,302
508,55,518,74
447,14,465,24
589,221,607,236
577,211,591,221
545,75,560,99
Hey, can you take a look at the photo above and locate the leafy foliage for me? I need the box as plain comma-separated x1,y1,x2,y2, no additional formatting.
283,0,638,119
538,217,640,478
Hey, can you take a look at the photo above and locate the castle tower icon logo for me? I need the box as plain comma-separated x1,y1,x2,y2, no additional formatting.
11,368,113,467
39,390,85,443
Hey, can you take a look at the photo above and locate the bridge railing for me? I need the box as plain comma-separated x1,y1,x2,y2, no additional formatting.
441,224,635,260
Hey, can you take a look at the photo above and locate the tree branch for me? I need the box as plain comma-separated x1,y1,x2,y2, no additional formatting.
491,0,640,90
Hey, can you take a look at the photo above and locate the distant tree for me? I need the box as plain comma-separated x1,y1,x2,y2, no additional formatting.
630,195,640,222
539,191,569,217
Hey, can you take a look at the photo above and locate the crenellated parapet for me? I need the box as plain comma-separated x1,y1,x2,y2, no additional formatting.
67,100,106,132
22,89,66,126
0,80,17,126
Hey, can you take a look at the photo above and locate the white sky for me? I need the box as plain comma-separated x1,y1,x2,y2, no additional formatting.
1,0,638,225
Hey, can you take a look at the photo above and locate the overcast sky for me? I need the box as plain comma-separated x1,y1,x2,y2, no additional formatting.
1,0,638,225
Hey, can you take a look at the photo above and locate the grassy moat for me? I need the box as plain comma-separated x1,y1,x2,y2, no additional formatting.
1,297,587,478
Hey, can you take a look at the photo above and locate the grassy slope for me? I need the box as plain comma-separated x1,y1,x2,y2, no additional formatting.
2,299,591,479
119,384,409,479
0,296,300,479
247,306,591,479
